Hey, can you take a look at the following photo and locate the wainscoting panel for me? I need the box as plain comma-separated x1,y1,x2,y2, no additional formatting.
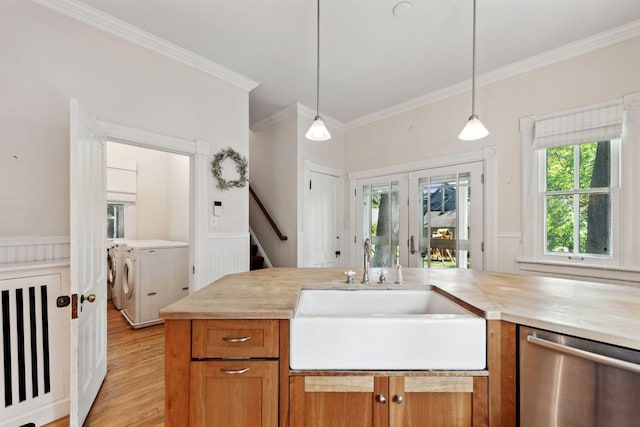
0,237,70,265
205,233,250,285
0,272,68,427
497,232,522,274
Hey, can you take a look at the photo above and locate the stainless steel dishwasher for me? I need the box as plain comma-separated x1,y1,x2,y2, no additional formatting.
519,326,640,427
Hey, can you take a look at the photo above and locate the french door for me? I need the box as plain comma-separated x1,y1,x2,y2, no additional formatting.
354,162,484,270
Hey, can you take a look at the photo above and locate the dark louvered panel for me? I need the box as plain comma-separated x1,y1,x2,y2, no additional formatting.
2,289,12,407
41,285,51,394
16,288,26,402
29,286,38,398
1,284,52,408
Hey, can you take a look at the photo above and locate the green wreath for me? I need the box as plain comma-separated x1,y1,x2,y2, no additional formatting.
210,147,248,190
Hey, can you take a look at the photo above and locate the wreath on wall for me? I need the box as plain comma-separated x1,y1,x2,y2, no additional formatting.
210,147,249,190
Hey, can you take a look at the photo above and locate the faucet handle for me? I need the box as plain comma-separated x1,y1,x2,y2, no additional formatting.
395,264,403,285
344,270,355,284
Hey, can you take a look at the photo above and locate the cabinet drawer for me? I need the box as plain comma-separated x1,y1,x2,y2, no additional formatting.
190,360,278,427
192,319,279,358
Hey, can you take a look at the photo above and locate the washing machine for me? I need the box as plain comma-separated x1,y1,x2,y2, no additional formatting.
121,240,189,328
107,239,129,310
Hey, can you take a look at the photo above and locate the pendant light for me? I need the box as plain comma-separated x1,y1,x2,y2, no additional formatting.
459,0,489,141
305,0,331,141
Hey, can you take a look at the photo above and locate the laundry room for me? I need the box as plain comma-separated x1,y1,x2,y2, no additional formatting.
106,141,191,329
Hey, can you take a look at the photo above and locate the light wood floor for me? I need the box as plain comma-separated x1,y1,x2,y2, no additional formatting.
45,305,165,426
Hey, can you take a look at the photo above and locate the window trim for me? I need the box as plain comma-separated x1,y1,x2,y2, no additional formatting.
519,93,640,274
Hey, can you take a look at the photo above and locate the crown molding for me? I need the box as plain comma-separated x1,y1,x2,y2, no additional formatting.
345,18,640,131
295,103,345,131
250,104,298,132
251,103,345,133
32,0,259,92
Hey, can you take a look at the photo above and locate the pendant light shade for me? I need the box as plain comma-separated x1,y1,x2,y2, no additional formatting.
306,115,331,141
459,0,489,141
459,114,489,141
306,0,331,141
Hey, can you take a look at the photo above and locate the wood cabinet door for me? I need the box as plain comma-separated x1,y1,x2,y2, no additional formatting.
190,360,278,427
290,376,389,427
389,377,487,427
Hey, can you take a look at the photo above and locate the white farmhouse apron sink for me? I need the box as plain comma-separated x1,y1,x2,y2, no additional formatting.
289,289,486,370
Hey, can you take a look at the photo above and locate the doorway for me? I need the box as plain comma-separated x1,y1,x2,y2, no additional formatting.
352,161,484,270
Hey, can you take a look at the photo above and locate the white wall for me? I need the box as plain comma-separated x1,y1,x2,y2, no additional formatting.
107,142,190,242
344,36,640,276
0,0,249,239
167,153,190,242
249,107,346,267
249,114,298,267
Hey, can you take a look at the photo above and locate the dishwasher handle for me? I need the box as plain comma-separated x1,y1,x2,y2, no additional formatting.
527,334,640,375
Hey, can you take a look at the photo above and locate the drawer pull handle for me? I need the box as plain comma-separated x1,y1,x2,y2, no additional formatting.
221,368,250,375
223,336,252,343
376,394,386,404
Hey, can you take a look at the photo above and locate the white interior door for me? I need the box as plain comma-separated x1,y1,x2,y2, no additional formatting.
69,99,107,426
305,171,341,267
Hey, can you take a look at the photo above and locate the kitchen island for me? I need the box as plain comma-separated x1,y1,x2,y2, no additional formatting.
160,268,640,426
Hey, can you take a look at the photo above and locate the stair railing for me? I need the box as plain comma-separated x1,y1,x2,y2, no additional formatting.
249,185,288,241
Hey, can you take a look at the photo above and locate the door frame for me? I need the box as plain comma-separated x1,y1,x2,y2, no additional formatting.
348,147,498,270
299,160,345,267
97,120,208,292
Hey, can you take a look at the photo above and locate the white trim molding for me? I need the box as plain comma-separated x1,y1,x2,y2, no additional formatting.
345,19,640,130
250,104,298,133
349,148,491,181
0,236,71,266
295,103,345,132
98,120,198,155
32,0,259,92
251,103,346,134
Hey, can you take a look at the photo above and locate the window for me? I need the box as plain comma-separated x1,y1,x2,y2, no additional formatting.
544,140,616,257
520,94,640,277
107,203,125,239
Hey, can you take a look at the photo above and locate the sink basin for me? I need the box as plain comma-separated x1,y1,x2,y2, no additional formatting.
289,289,486,370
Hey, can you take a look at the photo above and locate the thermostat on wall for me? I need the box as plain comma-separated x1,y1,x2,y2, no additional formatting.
213,201,222,216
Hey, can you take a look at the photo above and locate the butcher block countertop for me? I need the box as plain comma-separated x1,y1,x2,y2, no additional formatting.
160,267,640,351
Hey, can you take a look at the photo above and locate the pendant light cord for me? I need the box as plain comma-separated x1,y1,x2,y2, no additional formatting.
315,0,320,116
471,0,477,116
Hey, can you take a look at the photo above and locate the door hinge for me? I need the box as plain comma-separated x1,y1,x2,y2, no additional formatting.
481,241,485,252
192,265,196,274
354,188,356,196
481,174,485,184
309,180,312,190
354,236,357,244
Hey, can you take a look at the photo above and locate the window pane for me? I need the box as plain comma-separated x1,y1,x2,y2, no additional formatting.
546,195,573,253
579,193,610,255
546,145,574,191
364,182,399,268
107,203,125,239
579,141,610,189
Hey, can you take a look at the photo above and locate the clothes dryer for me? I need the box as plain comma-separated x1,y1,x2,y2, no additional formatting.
121,240,189,328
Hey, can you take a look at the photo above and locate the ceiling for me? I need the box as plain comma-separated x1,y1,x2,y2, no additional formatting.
76,0,640,128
